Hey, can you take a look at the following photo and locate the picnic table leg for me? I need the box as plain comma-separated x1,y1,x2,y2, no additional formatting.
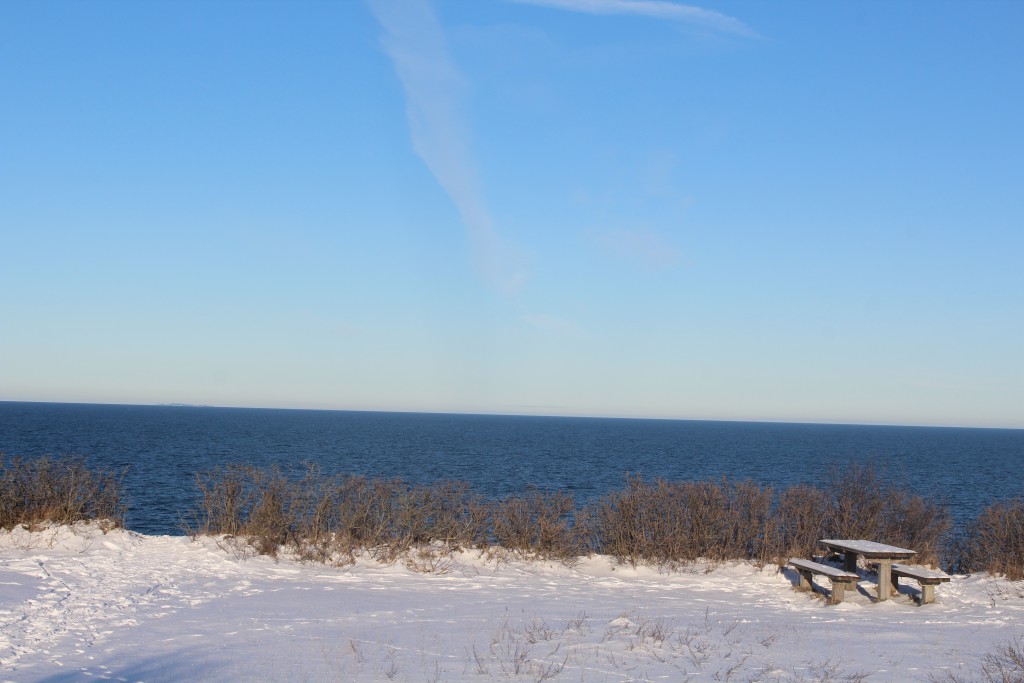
876,561,893,601
843,551,858,572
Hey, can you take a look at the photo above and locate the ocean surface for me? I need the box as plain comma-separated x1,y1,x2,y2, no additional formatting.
1,401,1021,536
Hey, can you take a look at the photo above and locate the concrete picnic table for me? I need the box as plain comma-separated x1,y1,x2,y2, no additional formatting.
819,539,916,602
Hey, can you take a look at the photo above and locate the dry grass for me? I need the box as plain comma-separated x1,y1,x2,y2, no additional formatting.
928,635,1024,683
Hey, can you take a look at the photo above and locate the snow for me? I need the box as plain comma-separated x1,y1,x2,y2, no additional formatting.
818,540,916,555
1,525,1022,682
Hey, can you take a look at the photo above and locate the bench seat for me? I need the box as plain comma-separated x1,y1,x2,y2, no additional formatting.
788,558,860,605
888,563,951,604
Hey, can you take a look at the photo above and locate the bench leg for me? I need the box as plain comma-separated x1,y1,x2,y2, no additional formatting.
828,580,848,605
797,570,812,591
920,584,936,605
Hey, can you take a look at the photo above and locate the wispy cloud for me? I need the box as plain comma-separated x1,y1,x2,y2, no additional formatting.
366,0,528,296
508,0,752,36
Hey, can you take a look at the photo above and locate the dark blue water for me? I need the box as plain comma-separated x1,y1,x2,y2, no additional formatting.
1,401,1021,535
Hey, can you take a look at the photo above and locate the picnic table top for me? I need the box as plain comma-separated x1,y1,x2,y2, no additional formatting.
819,539,917,557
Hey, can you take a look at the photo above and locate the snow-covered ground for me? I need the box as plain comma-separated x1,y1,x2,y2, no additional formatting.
1,525,1021,682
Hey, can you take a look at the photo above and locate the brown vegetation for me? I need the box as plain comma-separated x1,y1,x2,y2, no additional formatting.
188,465,494,564
3,453,1020,580
955,497,1024,580
821,463,951,567
184,461,966,571
586,476,774,566
0,453,126,530
491,488,580,560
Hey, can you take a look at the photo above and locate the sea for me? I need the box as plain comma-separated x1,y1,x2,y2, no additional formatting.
1,401,1021,536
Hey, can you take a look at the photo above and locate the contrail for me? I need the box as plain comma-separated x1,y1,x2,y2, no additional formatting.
508,0,753,36
367,0,527,296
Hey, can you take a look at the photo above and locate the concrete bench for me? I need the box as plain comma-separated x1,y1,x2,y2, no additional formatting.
788,558,860,605
887,563,951,605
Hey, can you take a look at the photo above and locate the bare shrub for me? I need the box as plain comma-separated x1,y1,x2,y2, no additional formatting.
289,473,400,562
594,476,724,565
0,453,126,530
188,465,299,557
188,466,494,563
878,487,951,568
678,479,729,562
958,497,1024,580
588,476,774,567
391,480,489,553
585,475,657,564
825,462,889,541
184,463,957,572
243,466,298,556
288,464,345,562
764,483,829,566
824,462,950,567
720,479,774,565
981,635,1024,683
334,475,397,556
590,467,951,570
928,636,1024,683
585,475,685,564
491,488,578,560
189,464,252,537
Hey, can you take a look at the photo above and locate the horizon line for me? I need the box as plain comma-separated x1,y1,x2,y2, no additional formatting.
1,399,1020,432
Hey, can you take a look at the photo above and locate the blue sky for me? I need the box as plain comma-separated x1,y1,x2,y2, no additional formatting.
2,0,1022,428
